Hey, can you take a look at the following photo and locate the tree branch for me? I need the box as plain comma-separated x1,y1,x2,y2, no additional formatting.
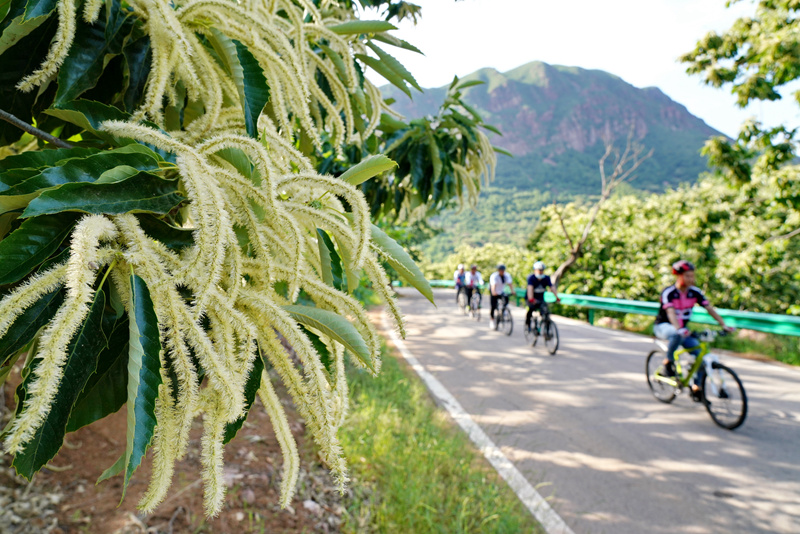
765,227,800,243
552,199,575,251
0,108,74,149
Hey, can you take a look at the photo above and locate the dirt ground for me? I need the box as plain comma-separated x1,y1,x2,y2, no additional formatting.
1,371,352,534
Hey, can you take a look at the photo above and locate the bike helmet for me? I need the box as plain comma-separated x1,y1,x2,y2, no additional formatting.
533,261,546,271
497,264,506,270
470,264,478,269
671,260,695,275
457,264,465,270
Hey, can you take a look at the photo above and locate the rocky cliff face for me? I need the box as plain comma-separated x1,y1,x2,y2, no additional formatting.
383,61,721,193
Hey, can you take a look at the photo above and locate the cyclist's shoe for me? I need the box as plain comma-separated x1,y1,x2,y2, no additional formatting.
719,388,729,399
690,388,704,403
662,362,676,378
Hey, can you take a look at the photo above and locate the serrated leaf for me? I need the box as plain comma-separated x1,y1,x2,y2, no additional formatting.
366,42,422,92
339,155,397,186
135,214,194,251
12,288,108,479
121,274,162,498
97,454,124,483
0,213,79,285
54,0,134,105
0,288,64,364
20,172,185,218
456,79,485,90
355,54,410,98
44,100,131,135
0,0,56,55
0,15,57,145
318,43,348,83
0,147,101,172
350,215,433,305
0,147,160,197
66,319,129,432
232,40,270,139
316,228,344,291
282,305,373,371
327,20,396,35
371,33,423,55
222,355,263,444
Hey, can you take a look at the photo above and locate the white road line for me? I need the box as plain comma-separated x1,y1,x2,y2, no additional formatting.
383,313,576,534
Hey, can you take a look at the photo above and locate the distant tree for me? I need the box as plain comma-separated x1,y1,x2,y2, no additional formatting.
535,129,652,288
681,0,800,232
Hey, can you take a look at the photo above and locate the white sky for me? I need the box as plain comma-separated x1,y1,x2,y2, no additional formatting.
363,0,800,137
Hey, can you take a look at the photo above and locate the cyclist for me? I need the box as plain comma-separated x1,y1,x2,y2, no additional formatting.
465,264,483,309
654,260,734,400
454,263,466,304
525,261,560,331
489,264,513,327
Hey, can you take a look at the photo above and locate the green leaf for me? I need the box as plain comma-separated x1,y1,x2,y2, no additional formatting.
318,43,348,83
428,135,442,182
299,326,333,379
482,124,502,136
0,287,64,364
282,305,373,372
97,454,124,483
327,20,396,35
135,214,195,251
122,35,151,113
232,40,270,139
0,146,100,172
21,172,185,218
0,147,160,197
0,213,79,285
366,42,422,92
54,0,134,105
12,288,108,479
357,217,434,305
493,145,513,157
316,228,344,291
222,354,263,444
0,0,56,56
371,33,423,55
456,79,485,90
0,15,56,145
355,54,410,98
339,155,397,186
44,99,131,135
334,235,360,294
66,319,129,433
121,274,162,498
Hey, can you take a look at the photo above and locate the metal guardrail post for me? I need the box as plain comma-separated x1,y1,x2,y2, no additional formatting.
588,309,595,325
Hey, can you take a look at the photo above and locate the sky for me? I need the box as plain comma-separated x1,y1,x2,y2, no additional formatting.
363,0,800,137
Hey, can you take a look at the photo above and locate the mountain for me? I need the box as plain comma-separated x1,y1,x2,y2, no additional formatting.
383,61,722,195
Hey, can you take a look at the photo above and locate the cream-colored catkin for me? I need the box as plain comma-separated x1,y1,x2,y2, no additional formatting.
257,371,300,508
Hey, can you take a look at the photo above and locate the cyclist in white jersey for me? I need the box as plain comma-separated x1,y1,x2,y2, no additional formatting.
489,264,513,325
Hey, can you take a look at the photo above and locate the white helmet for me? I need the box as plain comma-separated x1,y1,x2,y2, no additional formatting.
533,261,546,271
457,264,465,270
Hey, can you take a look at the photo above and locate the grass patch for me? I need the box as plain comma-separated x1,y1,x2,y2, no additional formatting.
339,344,541,534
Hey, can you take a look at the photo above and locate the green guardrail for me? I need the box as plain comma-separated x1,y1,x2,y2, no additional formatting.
409,279,800,337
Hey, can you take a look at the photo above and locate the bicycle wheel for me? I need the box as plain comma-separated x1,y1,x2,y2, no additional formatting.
457,290,468,315
702,363,747,430
543,319,559,355
646,350,677,403
502,308,513,336
470,294,481,321
524,322,534,345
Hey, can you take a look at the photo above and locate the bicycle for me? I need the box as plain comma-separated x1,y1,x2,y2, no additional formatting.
468,290,481,321
456,286,468,316
524,301,559,355
492,295,513,336
646,330,747,430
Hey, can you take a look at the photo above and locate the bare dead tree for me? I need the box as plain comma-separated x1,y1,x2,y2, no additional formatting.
551,127,654,288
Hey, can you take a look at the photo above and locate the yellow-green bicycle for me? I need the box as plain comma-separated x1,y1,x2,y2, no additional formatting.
646,330,747,430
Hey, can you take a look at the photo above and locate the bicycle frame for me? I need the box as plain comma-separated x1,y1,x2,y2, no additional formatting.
653,339,711,389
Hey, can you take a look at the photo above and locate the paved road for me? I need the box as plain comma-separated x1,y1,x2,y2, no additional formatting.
393,288,800,534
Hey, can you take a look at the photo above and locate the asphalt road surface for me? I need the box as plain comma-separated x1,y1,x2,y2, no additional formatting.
394,288,800,534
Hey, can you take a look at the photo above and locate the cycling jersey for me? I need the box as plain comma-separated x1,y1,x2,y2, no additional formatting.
489,272,512,295
655,285,709,327
527,274,552,299
454,270,466,286
465,271,483,287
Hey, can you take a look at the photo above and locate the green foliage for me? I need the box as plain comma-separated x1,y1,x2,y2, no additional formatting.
681,1,800,201
528,176,800,314
340,345,541,533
